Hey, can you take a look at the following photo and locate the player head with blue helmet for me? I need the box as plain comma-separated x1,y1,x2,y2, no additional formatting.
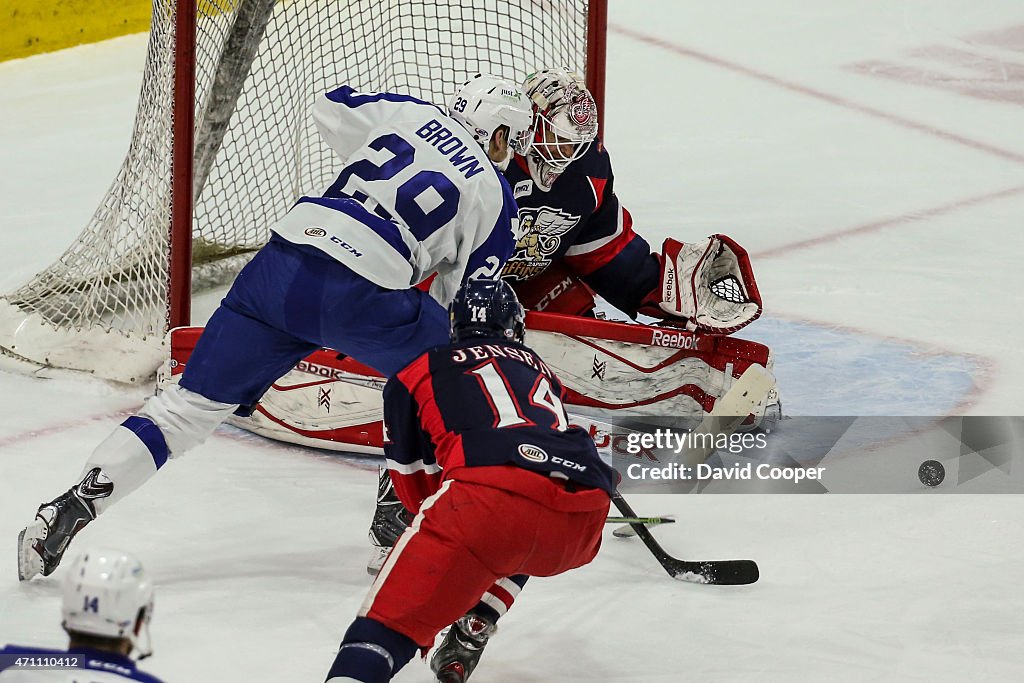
448,74,533,166
62,548,155,659
449,279,525,344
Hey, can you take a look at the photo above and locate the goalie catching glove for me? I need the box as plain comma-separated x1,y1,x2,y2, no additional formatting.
639,234,762,334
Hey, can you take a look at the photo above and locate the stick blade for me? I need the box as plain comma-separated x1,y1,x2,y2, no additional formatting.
668,559,760,585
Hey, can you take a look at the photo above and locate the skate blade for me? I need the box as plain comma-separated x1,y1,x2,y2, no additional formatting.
17,520,45,581
366,546,389,577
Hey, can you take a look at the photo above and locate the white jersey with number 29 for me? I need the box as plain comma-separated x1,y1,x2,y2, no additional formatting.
271,86,520,306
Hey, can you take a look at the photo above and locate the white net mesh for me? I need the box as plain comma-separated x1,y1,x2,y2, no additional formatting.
0,0,596,382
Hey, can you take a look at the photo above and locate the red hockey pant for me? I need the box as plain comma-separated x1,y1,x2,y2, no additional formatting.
359,467,609,647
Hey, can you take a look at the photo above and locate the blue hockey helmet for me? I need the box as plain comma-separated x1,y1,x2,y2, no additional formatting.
450,279,525,343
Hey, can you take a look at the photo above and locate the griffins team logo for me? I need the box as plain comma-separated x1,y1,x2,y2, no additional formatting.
501,206,581,281
304,227,327,237
518,444,549,463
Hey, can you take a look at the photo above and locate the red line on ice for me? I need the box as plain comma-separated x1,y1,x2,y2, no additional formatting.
0,408,135,449
751,183,1024,258
609,24,1024,166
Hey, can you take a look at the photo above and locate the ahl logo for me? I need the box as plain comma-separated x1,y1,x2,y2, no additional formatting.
318,386,331,412
304,227,327,237
591,356,606,380
518,444,549,463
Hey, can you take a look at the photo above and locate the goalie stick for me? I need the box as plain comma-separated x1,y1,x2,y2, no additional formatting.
613,363,775,585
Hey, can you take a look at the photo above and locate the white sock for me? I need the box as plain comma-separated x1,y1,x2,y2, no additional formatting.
78,385,237,515
79,423,162,515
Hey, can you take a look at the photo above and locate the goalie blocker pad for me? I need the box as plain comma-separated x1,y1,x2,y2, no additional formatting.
158,312,776,455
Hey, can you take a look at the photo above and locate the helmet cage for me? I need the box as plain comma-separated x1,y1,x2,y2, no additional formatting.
522,68,599,174
530,109,595,173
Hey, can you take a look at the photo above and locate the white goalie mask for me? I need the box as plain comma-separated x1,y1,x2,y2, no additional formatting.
62,548,155,659
522,68,599,185
448,74,533,163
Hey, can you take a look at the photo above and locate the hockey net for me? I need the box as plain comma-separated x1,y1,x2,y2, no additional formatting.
0,0,605,383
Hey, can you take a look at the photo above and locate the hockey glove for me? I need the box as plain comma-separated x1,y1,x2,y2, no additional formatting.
638,235,762,334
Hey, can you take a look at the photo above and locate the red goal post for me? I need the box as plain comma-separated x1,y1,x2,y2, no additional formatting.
0,0,608,383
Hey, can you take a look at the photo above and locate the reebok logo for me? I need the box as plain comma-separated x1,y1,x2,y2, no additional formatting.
650,329,701,350
663,267,675,301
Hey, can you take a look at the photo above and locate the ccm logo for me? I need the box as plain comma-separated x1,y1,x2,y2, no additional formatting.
518,444,548,463
650,329,700,349
550,455,587,472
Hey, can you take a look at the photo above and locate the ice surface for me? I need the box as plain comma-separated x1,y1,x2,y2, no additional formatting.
2,2,1023,680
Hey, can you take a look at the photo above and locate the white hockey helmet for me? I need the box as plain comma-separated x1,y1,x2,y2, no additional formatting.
448,74,534,158
522,68,599,175
61,549,155,658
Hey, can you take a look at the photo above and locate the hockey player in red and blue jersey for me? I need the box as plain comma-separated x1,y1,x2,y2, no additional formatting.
324,279,613,683
366,68,764,575
420,69,767,683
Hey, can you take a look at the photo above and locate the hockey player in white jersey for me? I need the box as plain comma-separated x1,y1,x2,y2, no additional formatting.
16,75,533,581
0,549,162,682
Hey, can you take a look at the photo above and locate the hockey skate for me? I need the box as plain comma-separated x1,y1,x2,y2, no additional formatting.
430,613,497,683
366,467,413,575
17,468,110,581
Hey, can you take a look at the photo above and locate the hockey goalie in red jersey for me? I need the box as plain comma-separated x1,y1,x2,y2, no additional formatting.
324,279,614,683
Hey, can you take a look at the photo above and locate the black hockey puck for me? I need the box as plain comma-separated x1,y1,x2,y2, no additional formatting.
918,460,945,487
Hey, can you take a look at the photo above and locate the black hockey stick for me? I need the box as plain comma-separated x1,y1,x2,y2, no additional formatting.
605,515,675,526
611,491,759,585
608,364,772,584
607,515,675,539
